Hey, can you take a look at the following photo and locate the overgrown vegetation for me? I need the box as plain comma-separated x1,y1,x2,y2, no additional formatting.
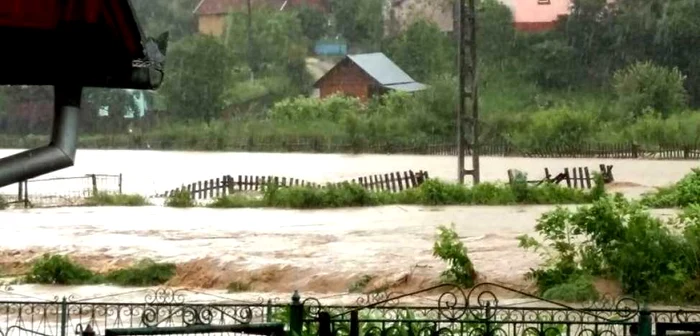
3,0,700,152
641,169,700,208
433,224,476,288
84,192,150,206
348,275,375,293
518,194,700,303
25,254,176,286
227,281,252,293
165,189,195,208
207,176,600,209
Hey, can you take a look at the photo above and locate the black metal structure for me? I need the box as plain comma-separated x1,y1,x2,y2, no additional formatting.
456,0,480,184
0,0,168,188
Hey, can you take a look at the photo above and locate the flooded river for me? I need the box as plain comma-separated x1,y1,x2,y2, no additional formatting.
0,149,695,302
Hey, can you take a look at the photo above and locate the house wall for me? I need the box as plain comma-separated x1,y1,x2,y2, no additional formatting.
197,14,226,37
512,0,570,26
317,61,373,101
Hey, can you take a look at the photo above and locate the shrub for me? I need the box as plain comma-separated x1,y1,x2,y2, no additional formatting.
433,224,477,287
227,281,252,293
165,189,195,208
105,259,176,286
519,195,700,303
262,182,380,209
542,275,599,302
26,254,96,285
348,275,374,293
208,194,259,208
613,61,688,118
26,254,177,287
0,195,6,210
85,192,150,206
641,169,700,208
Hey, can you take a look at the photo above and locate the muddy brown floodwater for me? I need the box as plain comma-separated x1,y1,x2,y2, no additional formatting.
0,149,694,303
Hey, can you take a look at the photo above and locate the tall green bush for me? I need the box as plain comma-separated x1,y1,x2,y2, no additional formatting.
613,61,688,118
642,169,700,208
433,224,476,287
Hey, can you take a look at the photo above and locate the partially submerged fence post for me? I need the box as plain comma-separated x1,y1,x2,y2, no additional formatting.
90,174,98,196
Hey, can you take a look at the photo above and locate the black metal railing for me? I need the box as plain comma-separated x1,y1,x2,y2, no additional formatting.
0,284,699,336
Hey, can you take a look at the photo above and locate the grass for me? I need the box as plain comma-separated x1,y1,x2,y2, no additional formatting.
25,254,176,286
165,189,196,208
84,192,150,206
205,176,600,210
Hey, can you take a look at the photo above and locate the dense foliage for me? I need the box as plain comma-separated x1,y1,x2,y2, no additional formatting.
433,224,477,288
26,254,176,286
519,191,700,303
208,176,600,209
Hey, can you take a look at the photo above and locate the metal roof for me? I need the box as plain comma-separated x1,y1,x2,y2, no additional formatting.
348,52,418,86
383,82,428,92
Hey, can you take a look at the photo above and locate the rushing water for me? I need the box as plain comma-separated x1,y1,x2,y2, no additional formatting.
0,149,694,301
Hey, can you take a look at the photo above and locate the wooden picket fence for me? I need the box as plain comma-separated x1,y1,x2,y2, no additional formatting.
508,164,614,190
160,170,430,200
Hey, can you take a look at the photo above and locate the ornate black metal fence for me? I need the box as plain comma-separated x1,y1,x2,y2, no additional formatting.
1,284,700,336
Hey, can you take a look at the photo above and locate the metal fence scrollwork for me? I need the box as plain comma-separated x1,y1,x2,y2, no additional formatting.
299,282,653,336
1,284,700,336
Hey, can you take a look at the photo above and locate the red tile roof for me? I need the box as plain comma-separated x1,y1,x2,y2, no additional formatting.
194,0,328,15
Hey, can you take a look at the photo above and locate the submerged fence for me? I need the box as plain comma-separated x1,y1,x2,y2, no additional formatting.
0,174,122,208
3,136,700,159
160,170,430,200
0,283,698,336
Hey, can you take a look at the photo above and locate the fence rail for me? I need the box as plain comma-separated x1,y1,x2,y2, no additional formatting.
0,174,122,208
5,136,700,159
0,284,698,336
160,170,430,200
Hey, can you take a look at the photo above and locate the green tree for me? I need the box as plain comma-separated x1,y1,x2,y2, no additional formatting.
613,61,688,118
296,5,329,41
330,0,385,49
160,35,236,122
383,19,454,81
223,9,311,95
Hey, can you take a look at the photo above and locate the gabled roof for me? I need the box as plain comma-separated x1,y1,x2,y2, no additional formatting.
194,0,328,15
314,52,427,92
194,0,279,15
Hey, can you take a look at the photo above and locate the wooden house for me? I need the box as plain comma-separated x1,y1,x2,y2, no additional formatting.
313,52,427,102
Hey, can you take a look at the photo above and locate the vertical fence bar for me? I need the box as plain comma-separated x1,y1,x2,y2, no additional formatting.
349,310,359,336
60,297,68,336
119,173,123,194
266,299,273,323
290,291,303,336
638,306,652,336
319,312,332,336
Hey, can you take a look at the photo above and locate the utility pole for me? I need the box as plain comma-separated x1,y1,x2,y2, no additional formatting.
246,0,255,79
456,0,480,185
